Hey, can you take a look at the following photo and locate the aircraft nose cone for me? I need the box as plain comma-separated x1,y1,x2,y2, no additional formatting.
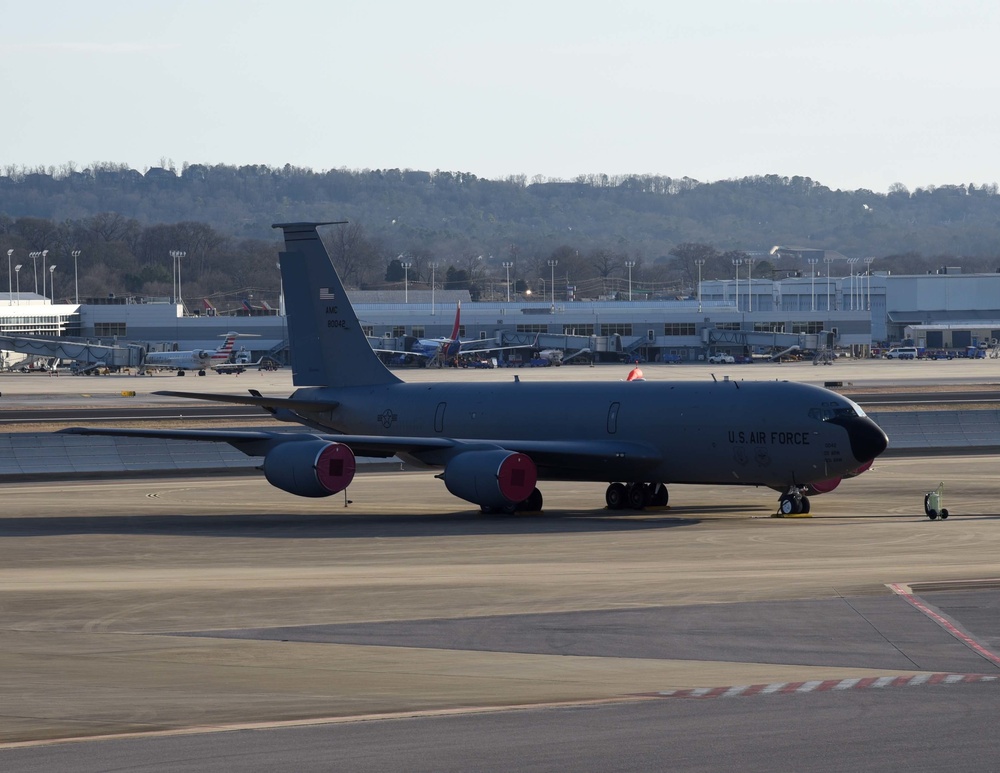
843,416,889,463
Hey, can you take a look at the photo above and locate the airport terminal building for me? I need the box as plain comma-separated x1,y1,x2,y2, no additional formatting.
4,267,1000,367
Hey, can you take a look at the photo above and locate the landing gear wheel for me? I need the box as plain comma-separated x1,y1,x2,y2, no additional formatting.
198,369,207,376
625,482,647,510
606,482,626,510
928,509,938,520
940,509,949,519
778,494,801,515
646,483,669,507
800,496,811,514
521,487,543,513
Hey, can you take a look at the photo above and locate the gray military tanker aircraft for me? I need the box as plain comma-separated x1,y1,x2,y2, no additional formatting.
62,222,888,515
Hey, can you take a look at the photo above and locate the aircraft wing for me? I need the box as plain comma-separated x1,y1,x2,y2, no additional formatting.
57,427,452,459
370,346,434,358
457,340,539,355
57,426,662,477
152,390,338,412
469,438,662,477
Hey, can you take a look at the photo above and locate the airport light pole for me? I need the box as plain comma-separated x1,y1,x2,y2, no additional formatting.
807,257,818,311
169,250,177,303
746,257,754,312
547,259,558,309
823,256,835,311
502,261,513,302
624,260,636,301
177,251,185,313
428,262,437,315
731,258,742,311
864,256,875,311
847,257,859,310
29,251,39,294
71,249,81,304
694,258,705,312
14,264,21,305
6,249,12,306
276,262,284,316
169,250,186,307
401,260,412,303
48,265,56,301
41,250,48,299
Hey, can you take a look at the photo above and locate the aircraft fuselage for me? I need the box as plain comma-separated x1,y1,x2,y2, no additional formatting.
288,378,880,489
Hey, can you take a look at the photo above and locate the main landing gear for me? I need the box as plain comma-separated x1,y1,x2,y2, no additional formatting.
777,487,811,516
605,482,669,510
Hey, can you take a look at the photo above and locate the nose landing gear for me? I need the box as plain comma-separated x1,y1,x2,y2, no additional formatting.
775,488,811,517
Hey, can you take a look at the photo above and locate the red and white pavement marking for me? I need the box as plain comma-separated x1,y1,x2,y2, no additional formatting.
888,581,1000,668
653,672,999,699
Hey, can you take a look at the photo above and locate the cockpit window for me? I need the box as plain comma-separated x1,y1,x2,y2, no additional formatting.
809,400,866,421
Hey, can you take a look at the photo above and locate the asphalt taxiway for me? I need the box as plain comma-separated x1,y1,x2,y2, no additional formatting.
2,359,1000,770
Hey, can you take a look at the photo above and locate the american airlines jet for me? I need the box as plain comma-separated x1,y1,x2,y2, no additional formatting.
65,222,888,515
141,332,239,376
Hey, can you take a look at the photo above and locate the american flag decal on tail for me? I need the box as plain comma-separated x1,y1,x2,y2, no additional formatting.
319,288,336,300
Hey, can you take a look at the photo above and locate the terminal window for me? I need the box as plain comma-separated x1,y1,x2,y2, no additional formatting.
753,322,786,333
516,324,548,334
94,322,127,337
792,321,824,334
664,323,696,336
602,323,633,336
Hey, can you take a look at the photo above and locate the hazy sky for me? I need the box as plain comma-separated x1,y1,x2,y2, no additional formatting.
3,0,998,193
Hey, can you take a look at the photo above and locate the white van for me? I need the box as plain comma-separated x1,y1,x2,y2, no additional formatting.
886,347,918,360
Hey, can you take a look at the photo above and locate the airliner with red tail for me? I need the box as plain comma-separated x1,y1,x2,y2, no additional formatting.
373,302,532,367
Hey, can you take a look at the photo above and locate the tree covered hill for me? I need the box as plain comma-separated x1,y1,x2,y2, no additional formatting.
2,163,999,303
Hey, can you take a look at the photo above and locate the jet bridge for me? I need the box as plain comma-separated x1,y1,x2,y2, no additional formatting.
705,329,822,353
0,335,144,371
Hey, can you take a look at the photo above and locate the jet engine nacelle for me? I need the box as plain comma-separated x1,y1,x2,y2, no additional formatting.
440,450,537,510
263,440,356,498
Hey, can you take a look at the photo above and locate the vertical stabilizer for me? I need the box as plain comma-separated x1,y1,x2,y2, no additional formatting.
443,301,462,360
274,222,401,388
212,332,238,362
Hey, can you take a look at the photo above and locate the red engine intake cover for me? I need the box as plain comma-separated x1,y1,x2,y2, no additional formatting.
497,453,537,503
315,442,357,493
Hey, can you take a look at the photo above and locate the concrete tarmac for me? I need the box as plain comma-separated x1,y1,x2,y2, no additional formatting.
3,354,1000,403
3,358,1000,769
2,455,1000,769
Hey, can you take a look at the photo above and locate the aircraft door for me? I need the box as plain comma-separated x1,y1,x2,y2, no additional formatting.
435,401,447,433
607,402,620,434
